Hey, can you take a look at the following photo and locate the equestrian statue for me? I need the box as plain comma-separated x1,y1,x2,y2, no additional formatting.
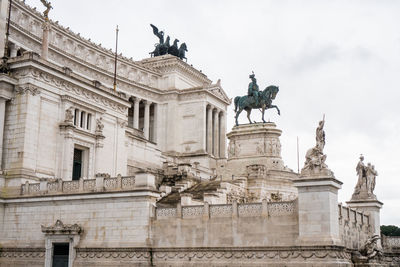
234,72,280,126
149,24,188,60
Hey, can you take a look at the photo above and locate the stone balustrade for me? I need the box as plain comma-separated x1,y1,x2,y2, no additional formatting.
338,203,370,227
338,203,371,249
20,176,137,196
382,235,400,251
156,200,296,219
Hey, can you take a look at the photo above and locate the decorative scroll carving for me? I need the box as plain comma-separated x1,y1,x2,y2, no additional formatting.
15,84,40,96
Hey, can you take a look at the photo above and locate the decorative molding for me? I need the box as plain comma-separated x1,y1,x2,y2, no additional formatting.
13,67,129,115
15,83,40,95
41,219,82,235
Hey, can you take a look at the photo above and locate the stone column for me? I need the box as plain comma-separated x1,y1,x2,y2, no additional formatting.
153,103,158,143
206,105,213,154
213,108,219,157
0,98,6,171
144,100,151,139
219,111,226,158
41,21,51,60
133,98,141,129
294,175,343,245
0,0,8,58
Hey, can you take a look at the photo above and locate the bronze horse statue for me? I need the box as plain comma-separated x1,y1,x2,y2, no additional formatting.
234,85,280,126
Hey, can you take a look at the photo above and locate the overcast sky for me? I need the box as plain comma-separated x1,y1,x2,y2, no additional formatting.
26,0,400,225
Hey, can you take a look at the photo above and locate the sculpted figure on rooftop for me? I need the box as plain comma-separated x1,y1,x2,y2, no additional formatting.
149,24,188,60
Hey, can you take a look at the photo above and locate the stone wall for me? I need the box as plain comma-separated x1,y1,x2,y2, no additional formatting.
0,191,157,248
338,204,371,250
152,200,298,247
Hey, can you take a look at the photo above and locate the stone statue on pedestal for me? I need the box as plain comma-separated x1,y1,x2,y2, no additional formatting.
301,117,333,176
352,154,378,199
234,72,280,126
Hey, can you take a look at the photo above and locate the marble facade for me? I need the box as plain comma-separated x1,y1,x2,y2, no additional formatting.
0,1,398,267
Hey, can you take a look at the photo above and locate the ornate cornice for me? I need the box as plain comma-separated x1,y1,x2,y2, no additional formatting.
12,65,129,115
41,220,82,235
139,55,211,86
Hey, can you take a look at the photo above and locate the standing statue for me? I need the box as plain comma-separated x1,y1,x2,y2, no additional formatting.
40,0,53,20
354,155,366,195
234,72,280,126
149,24,188,60
301,117,332,176
351,155,378,199
366,163,378,196
315,118,325,151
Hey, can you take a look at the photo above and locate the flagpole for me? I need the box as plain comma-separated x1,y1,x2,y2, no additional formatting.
113,25,119,91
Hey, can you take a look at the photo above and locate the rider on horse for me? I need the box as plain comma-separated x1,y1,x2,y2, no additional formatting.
248,72,260,106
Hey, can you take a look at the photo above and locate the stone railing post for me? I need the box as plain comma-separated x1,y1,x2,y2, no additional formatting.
95,175,104,192
262,199,269,217
57,179,63,192
79,178,84,192
40,179,48,194
203,202,210,220
176,203,182,218
117,174,122,189
232,201,238,218
135,172,155,190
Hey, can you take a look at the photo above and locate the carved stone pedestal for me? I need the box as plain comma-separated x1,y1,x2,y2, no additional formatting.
347,199,383,244
224,122,298,201
294,173,343,246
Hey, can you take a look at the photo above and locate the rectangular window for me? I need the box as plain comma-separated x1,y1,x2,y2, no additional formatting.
72,148,83,180
74,109,79,126
86,113,91,130
80,111,86,128
52,243,69,267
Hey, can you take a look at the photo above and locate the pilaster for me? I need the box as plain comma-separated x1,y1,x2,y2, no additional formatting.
206,105,213,154
133,98,140,129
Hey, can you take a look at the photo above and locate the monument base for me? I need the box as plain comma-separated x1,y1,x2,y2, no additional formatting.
223,122,298,201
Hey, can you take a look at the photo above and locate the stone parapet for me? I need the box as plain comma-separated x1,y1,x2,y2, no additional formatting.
18,175,138,197
155,200,297,220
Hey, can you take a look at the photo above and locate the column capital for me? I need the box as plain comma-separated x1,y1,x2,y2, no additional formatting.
144,100,152,106
134,97,142,103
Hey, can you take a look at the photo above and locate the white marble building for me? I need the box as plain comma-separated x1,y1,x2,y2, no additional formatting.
0,1,398,267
